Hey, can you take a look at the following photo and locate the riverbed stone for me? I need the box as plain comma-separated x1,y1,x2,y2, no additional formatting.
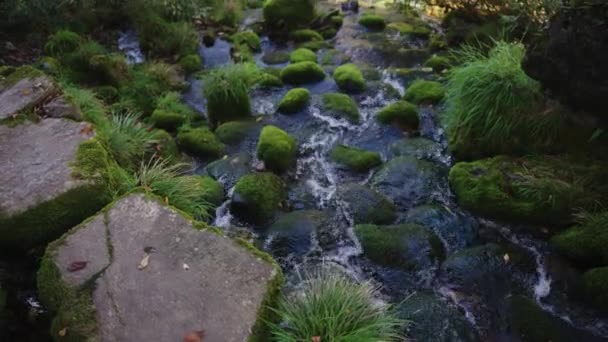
205,152,252,188
231,172,286,225
389,137,444,163
42,96,82,120
337,183,396,225
0,118,108,248
38,194,281,342
266,210,327,258
0,74,55,119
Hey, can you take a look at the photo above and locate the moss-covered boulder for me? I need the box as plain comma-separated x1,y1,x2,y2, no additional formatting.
320,49,351,66
355,224,444,271
258,73,284,88
280,61,325,85
263,0,315,31
150,109,187,132
330,144,381,172
231,173,286,225
231,31,262,52
337,184,396,225
256,125,297,173
290,29,323,43
214,120,258,145
582,267,608,313
449,156,594,227
375,101,419,130
178,54,202,74
37,194,282,341
266,210,327,257
297,40,330,51
322,93,360,123
176,127,224,159
424,55,451,73
387,21,431,38
333,63,365,93
150,129,181,162
289,48,317,64
551,212,608,266
277,88,311,114
403,79,445,105
358,14,386,31
262,51,290,65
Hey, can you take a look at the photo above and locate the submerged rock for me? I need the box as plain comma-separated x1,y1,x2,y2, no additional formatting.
329,144,382,173
0,69,56,119
266,210,327,258
205,152,252,188
405,205,478,251
337,183,396,225
389,137,444,163
38,194,281,341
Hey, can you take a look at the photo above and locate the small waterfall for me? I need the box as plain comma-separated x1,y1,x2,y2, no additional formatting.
118,30,145,64
213,186,234,228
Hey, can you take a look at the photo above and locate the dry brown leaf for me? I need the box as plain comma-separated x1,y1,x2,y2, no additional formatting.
58,328,67,337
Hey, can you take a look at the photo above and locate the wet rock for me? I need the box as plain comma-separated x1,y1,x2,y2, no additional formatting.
389,137,444,163
42,96,82,120
266,210,327,257
371,156,446,208
0,73,55,119
405,204,478,251
551,211,608,267
277,88,311,114
375,100,419,131
341,1,359,13
337,183,396,225
322,92,360,123
333,63,365,93
329,144,381,173
256,125,297,174
205,152,252,188
0,119,108,248
38,194,281,341
397,292,480,342
231,172,286,225
280,61,325,85
355,223,444,271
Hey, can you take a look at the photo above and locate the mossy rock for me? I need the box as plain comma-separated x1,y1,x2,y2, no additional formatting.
280,61,325,85
387,22,431,38
289,48,317,64
206,87,251,126
150,129,181,162
289,29,323,43
322,93,360,123
320,49,351,66
89,53,130,87
231,31,262,52
257,73,284,88
231,173,286,225
424,55,451,73
262,51,290,65
333,63,365,93
428,33,448,52
355,223,444,270
358,14,386,31
337,183,396,225
44,29,82,56
330,144,381,172
267,210,326,257
194,175,225,207
583,267,608,313
321,28,337,39
403,79,445,105
551,211,608,266
214,120,258,145
331,15,344,28
150,109,187,132
277,88,311,114
37,56,62,75
256,125,297,173
263,0,315,31
375,101,419,130
176,127,224,159
178,54,202,74
296,40,330,51
449,156,593,227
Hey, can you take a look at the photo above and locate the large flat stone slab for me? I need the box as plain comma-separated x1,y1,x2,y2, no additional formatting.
41,194,281,342
0,76,55,119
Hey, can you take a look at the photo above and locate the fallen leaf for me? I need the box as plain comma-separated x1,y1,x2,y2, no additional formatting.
503,253,510,263
137,254,150,270
183,330,205,342
67,261,88,272
58,328,67,337
255,116,263,122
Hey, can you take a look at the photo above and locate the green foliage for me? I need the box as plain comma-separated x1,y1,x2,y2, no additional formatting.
290,29,323,43
176,126,224,159
257,125,297,173
64,40,108,78
289,48,317,64
154,91,198,126
297,40,330,51
214,120,256,144
257,73,283,88
333,63,365,93
232,31,262,52
212,0,245,27
322,93,360,123
403,79,445,105
178,54,202,74
62,85,110,132
270,272,405,342
330,145,382,172
375,101,419,130
263,0,315,31
583,267,608,312
44,30,81,56
150,109,187,131
262,51,290,65
232,172,286,224
551,211,608,266
387,22,430,38
424,55,451,73
280,61,325,85
358,14,386,30
277,88,311,114
203,63,258,125
104,112,159,171
443,41,546,158
89,53,130,86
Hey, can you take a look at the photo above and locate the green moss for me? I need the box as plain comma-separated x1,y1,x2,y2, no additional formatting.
331,15,344,28
150,129,181,162
178,54,202,75
330,145,381,172
232,173,286,224
320,49,351,66
290,29,323,43
64,40,108,76
387,21,431,38
37,56,61,75
89,53,130,86
44,30,82,56
257,125,297,173
203,64,255,126
263,0,315,31
375,100,419,130
150,109,187,132
551,212,608,266
1,65,45,87
93,86,119,104
424,55,451,73
355,224,444,270
321,28,337,39
280,61,325,85
262,51,290,65
358,14,386,31
176,127,224,159
296,40,330,51
583,267,608,312
191,175,225,207
215,120,257,145
258,73,283,88
509,295,581,342
333,63,365,93
232,31,262,52
156,92,198,122
429,33,448,51
322,93,360,123
289,48,317,64
277,88,310,114
403,79,445,104
338,184,396,225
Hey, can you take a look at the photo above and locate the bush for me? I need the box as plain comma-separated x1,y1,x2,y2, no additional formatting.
231,31,262,52
322,93,360,123
358,14,386,30
333,63,365,93
375,101,419,131
203,63,258,126
280,61,325,85
176,127,224,159
443,41,545,158
64,40,108,74
277,88,310,114
330,145,381,172
290,29,323,42
403,79,445,105
44,30,81,56
257,125,297,173
551,212,608,266
270,272,405,341
289,48,317,64
263,0,315,31
178,54,202,74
